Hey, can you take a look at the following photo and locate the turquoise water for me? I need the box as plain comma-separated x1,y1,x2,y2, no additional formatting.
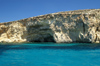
0,43,100,66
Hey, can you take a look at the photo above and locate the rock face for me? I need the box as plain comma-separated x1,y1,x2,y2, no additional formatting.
0,9,100,43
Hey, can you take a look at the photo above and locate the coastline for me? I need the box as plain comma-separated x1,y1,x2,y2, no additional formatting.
0,9,100,43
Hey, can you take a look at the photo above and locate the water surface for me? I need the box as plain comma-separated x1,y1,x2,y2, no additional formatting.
0,43,100,66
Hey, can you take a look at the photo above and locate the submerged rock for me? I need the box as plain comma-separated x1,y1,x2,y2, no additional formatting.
0,9,100,43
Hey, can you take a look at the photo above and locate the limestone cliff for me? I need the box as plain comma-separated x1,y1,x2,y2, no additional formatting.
0,9,100,43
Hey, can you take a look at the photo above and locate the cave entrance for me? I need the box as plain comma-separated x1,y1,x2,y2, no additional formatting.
29,34,55,42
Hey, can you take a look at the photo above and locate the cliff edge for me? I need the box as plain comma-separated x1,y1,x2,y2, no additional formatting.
0,9,100,43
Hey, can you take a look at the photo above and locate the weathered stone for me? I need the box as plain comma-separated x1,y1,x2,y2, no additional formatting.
0,9,100,43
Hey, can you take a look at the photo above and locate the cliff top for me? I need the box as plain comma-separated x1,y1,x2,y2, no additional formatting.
0,9,100,25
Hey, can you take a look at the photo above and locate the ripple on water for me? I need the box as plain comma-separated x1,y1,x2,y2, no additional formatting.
0,43,100,66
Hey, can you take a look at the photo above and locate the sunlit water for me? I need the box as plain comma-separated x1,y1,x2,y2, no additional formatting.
0,43,100,66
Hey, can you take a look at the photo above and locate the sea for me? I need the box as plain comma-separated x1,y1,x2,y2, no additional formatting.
0,43,100,66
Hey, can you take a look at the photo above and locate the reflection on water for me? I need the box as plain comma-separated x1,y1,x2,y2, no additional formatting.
1,43,100,49
0,43,100,55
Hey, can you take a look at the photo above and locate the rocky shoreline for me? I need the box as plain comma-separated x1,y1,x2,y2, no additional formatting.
0,9,100,43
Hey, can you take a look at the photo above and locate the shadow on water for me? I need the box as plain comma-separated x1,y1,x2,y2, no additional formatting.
0,43,100,55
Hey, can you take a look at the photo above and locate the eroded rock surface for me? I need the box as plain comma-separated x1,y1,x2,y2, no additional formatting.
0,9,100,43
